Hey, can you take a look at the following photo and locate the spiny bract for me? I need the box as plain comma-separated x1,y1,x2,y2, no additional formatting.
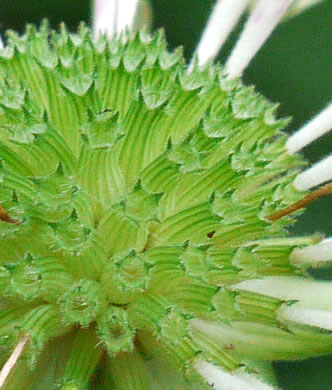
0,23,330,389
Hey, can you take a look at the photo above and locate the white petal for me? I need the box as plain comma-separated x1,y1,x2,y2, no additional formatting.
190,0,250,69
226,0,293,78
291,238,332,265
194,360,276,390
280,306,332,331
294,155,332,190
286,103,332,154
93,0,140,38
0,35,4,50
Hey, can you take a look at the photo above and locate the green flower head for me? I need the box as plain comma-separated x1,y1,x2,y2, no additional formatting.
0,1,331,389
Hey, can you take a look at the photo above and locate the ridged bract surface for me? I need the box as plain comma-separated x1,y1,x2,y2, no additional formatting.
0,24,329,389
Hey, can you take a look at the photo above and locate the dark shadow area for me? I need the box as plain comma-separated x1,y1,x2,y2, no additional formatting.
275,355,332,390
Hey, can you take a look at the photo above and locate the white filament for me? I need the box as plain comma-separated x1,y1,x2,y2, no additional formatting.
190,0,250,69
226,0,293,78
291,238,332,265
294,155,332,190
194,360,275,390
93,0,140,38
287,104,332,154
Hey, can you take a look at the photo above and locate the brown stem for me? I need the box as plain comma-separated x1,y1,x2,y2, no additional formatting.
266,182,332,222
0,205,20,225
0,335,31,389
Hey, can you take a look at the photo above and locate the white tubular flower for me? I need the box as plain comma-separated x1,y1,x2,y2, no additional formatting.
190,0,250,69
191,317,332,362
226,0,293,78
287,103,332,154
291,238,332,266
93,0,140,38
236,276,332,331
116,0,141,34
93,0,118,37
234,277,332,311
191,276,332,363
194,360,276,390
279,306,332,331
250,0,324,19
285,0,325,17
294,155,332,190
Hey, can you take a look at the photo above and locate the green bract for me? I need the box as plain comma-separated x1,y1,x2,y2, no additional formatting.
0,23,330,389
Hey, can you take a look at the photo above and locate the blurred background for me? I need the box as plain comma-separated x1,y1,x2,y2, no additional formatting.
0,0,331,388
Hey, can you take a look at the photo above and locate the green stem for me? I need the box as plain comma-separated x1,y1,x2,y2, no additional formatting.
107,350,150,390
60,328,102,390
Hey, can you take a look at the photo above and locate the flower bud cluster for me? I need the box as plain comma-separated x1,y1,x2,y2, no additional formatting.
0,24,330,389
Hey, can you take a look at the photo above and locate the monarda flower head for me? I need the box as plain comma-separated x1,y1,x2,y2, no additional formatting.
0,1,331,389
